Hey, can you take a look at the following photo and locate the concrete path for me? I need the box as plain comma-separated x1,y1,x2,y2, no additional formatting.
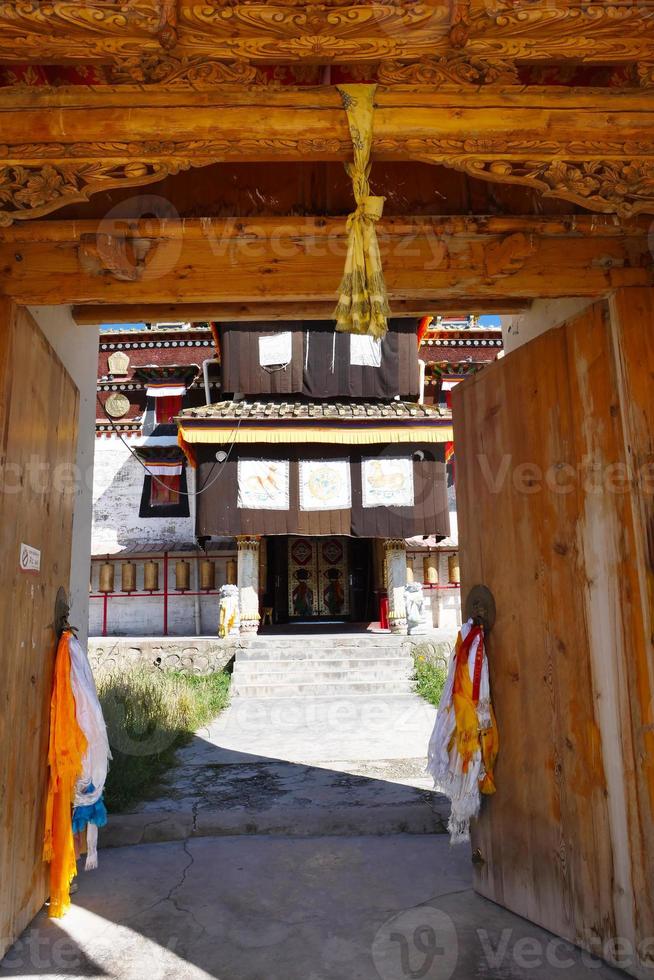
0,835,628,980
103,695,450,847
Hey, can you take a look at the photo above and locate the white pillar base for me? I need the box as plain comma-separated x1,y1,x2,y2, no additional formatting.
237,536,261,635
384,538,408,635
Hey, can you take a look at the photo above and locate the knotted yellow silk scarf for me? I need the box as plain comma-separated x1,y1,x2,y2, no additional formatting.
333,84,392,340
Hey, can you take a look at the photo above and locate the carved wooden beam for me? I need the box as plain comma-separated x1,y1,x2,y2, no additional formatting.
0,0,176,62
1,1,652,69
1,88,654,222
1,216,650,306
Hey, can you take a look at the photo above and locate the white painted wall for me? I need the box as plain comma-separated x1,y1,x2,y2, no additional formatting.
502,298,595,354
30,306,99,644
92,436,195,556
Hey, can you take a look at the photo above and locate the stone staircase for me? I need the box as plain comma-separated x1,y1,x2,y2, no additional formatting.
231,633,416,698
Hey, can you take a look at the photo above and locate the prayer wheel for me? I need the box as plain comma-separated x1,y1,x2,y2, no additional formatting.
448,554,460,585
144,560,159,592
226,559,237,585
176,559,190,592
200,559,216,591
424,555,439,586
406,562,415,584
98,561,115,594
121,561,136,593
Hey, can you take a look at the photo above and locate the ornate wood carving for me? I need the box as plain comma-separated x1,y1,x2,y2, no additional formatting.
1,1,652,72
0,161,190,224
377,55,519,86
638,63,654,89
381,145,654,218
465,2,654,65
110,56,258,86
0,0,175,61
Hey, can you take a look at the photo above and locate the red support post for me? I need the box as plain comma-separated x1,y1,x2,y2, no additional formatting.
102,593,108,637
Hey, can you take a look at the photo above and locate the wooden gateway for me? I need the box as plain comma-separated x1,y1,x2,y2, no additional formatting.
1,1,654,976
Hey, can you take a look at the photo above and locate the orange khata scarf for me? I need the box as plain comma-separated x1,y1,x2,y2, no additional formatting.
43,630,87,918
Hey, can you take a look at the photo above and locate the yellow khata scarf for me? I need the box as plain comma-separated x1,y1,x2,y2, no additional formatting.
43,629,87,918
333,84,392,340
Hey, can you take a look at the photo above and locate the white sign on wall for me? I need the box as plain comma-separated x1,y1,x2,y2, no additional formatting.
350,334,382,368
238,459,290,510
362,457,415,508
19,543,41,573
299,459,351,511
259,332,293,367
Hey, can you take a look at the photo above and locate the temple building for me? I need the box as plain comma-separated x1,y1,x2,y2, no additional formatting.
90,322,233,637
178,318,453,633
91,316,503,636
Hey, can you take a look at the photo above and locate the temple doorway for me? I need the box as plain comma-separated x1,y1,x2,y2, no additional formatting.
265,536,374,626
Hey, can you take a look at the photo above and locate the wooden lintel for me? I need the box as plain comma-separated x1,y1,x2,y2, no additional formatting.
1,88,654,222
72,298,530,325
1,217,650,307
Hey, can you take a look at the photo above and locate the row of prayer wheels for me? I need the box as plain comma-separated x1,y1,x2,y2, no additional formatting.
406,554,460,586
96,558,233,593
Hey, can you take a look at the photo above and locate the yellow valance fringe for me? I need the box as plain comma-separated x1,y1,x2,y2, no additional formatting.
178,425,453,447
333,84,392,340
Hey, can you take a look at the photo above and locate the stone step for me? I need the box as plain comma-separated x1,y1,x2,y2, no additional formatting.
101,760,449,848
237,644,412,662
232,670,413,690
231,679,416,699
233,657,414,677
246,636,409,650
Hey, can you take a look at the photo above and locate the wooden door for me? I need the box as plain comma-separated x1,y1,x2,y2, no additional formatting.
316,537,350,617
0,302,78,958
454,294,654,977
288,536,350,619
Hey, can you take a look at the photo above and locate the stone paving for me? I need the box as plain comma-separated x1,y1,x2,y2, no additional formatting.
102,693,448,847
0,836,628,980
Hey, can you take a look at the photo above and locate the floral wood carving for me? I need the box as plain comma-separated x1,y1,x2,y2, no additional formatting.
0,161,191,225
0,0,176,61
378,55,519,86
638,63,654,89
111,55,258,86
465,3,654,64
2,135,654,222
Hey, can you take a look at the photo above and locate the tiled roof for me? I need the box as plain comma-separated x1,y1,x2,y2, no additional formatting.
179,399,449,423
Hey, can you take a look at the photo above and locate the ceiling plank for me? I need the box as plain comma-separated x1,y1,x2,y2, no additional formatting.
1,216,650,306
72,298,529,325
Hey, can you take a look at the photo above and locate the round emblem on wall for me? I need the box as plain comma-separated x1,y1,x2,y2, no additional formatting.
104,393,131,419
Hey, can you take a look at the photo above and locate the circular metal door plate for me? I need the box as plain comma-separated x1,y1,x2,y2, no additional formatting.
464,585,496,633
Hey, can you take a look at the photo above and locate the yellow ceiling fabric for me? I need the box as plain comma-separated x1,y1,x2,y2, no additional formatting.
333,84,392,340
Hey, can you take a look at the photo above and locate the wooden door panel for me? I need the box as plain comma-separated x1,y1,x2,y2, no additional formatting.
453,299,637,960
0,302,78,959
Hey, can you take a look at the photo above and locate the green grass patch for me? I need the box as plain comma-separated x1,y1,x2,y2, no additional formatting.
411,643,449,708
97,668,231,813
